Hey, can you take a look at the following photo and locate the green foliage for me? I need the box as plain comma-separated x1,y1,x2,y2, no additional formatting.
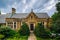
51,2,60,34
56,2,60,12
52,12,60,21
52,2,60,21
34,23,41,37
50,21,60,33
0,26,17,38
37,37,56,40
18,22,30,36
34,23,51,38
0,34,4,39
0,24,1,27
56,37,60,40
0,26,28,40
6,36,28,40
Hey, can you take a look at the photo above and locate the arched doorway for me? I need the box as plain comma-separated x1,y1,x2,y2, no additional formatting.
30,24,34,31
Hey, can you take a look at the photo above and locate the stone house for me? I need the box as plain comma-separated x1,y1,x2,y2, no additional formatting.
0,8,52,31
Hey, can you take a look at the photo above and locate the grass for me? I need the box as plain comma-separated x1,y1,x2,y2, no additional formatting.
37,37,56,40
6,36,28,40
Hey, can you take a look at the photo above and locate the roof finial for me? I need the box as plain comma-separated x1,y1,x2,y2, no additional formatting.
31,9,33,12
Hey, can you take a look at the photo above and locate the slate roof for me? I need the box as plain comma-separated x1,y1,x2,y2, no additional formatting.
0,14,6,23
0,13,50,23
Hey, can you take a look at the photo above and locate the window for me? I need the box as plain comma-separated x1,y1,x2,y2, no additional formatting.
42,22,44,25
38,21,44,25
8,22,13,28
7,22,17,29
14,22,16,29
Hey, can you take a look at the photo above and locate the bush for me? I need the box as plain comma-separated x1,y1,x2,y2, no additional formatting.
34,23,41,37
56,37,60,40
34,23,51,38
6,36,28,40
18,22,30,36
0,26,17,38
50,21,60,34
0,34,4,39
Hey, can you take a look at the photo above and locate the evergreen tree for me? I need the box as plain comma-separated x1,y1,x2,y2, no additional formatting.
18,22,30,36
34,23,51,38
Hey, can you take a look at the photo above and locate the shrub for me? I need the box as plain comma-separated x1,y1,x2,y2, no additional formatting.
0,34,4,39
56,37,60,40
0,26,17,38
34,23,51,38
18,22,30,36
34,23,41,37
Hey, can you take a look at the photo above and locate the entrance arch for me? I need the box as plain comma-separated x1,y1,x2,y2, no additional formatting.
30,24,34,31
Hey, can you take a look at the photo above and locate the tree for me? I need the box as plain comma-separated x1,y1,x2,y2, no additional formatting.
18,22,30,36
52,12,60,21
56,2,60,12
51,2,60,33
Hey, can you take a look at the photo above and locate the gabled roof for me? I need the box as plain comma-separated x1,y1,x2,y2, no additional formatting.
0,13,50,23
35,13,50,18
11,13,29,18
8,13,50,18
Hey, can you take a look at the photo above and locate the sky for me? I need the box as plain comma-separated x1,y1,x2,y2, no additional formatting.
0,0,58,17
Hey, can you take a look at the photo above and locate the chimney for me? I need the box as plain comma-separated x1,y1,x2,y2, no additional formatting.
12,8,16,14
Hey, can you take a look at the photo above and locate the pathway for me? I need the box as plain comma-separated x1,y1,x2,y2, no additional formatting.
28,31,36,40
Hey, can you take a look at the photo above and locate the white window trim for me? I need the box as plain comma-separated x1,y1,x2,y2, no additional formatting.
13,22,14,29
16,22,17,29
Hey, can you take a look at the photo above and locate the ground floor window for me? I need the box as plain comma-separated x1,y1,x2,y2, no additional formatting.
7,22,17,29
14,22,16,29
8,22,13,28
38,21,44,26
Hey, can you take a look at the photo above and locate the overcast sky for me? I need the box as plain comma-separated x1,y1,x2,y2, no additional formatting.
0,0,58,17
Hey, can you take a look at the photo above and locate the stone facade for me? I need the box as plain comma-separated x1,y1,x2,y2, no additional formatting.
6,12,51,31
0,8,52,31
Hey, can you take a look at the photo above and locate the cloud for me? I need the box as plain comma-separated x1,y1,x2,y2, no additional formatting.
0,0,58,16
22,0,37,13
40,0,56,12
22,0,26,4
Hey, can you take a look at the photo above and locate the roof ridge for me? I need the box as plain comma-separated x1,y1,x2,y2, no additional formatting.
6,12,48,14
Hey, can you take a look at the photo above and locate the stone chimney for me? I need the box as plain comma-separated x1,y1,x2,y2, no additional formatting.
12,8,16,14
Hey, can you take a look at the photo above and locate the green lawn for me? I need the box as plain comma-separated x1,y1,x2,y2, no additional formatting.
37,37,56,40
6,36,28,40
